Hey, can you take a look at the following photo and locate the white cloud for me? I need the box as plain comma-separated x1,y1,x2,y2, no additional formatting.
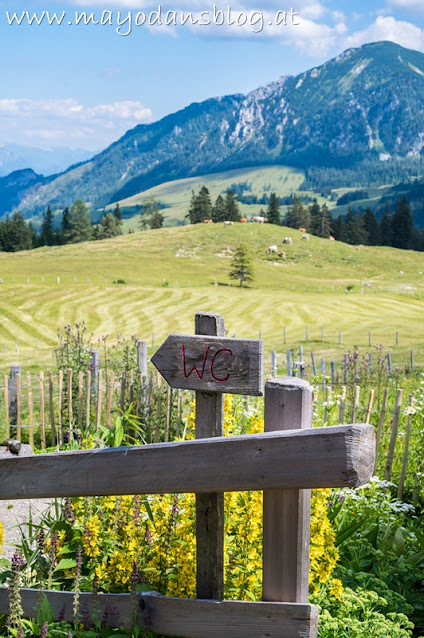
343,15,424,51
389,0,424,15
0,98,152,150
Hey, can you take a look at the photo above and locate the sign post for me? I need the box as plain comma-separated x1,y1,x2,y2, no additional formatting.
152,312,263,600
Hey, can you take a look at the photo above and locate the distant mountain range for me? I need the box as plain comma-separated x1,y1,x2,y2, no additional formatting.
7,41,424,218
0,144,92,178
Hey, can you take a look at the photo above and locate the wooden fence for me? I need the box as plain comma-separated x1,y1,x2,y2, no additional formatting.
0,312,376,638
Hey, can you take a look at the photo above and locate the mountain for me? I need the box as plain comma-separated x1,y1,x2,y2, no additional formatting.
13,41,424,216
0,145,93,177
0,169,52,217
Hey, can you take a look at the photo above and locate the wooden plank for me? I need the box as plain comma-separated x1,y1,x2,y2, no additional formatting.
3,376,9,439
27,373,34,448
0,424,375,500
195,312,224,601
151,334,263,396
0,588,318,637
139,592,319,638
351,385,360,423
39,372,46,449
165,385,172,442
49,372,56,447
263,378,312,604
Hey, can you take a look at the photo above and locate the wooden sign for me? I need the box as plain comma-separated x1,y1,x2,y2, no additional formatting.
151,334,263,395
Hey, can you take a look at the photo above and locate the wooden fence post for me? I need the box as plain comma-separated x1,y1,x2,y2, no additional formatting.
397,394,414,501
27,373,34,448
78,371,84,427
3,376,9,439
39,372,46,450
96,370,103,431
263,377,313,603
16,372,21,441
385,389,403,481
137,340,148,377
9,365,20,426
67,369,73,436
58,370,64,446
195,311,224,601
85,370,91,430
375,388,389,465
106,371,115,428
49,372,56,447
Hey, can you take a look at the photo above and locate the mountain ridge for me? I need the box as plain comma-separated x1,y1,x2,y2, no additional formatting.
10,40,424,217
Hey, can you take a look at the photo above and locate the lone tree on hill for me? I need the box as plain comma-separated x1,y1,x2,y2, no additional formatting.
140,198,164,229
229,242,254,288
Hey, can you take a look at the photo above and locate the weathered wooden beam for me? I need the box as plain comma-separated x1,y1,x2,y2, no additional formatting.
151,333,263,395
0,424,375,500
0,588,319,638
195,312,224,600
263,378,312,604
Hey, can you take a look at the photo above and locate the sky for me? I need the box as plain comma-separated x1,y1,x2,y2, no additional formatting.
1,0,424,152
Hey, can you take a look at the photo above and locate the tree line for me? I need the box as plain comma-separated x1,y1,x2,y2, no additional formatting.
285,195,424,251
0,199,166,252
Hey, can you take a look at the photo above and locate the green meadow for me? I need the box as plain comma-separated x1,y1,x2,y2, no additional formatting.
0,222,423,373
111,165,332,228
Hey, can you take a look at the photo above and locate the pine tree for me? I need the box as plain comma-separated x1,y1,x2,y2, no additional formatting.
267,193,281,225
212,194,227,223
229,243,254,288
61,207,72,244
309,200,322,236
380,205,392,246
344,209,367,245
391,196,414,250
40,206,55,246
187,190,203,224
319,204,332,238
97,213,123,239
113,203,122,222
363,208,380,245
4,212,33,252
140,198,164,229
333,215,346,242
67,200,92,244
225,189,241,222
285,196,310,229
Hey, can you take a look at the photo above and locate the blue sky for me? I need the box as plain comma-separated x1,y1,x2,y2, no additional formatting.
1,0,424,151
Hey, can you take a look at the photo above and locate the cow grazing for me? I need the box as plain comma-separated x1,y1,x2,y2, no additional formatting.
298,227,307,233
283,237,293,245
329,235,336,241
223,220,234,226
279,251,286,259
301,234,310,241
252,216,268,223
240,217,247,223
203,219,213,224
355,246,361,251
267,245,278,254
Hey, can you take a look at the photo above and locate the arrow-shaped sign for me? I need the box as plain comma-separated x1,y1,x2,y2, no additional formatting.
151,335,263,395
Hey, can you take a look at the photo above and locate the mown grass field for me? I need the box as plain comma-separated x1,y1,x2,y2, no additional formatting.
0,222,423,374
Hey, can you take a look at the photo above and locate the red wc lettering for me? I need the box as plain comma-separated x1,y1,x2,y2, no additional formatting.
181,345,233,383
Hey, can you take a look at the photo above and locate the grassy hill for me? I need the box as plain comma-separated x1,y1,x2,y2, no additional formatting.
1,223,423,373
107,165,321,228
